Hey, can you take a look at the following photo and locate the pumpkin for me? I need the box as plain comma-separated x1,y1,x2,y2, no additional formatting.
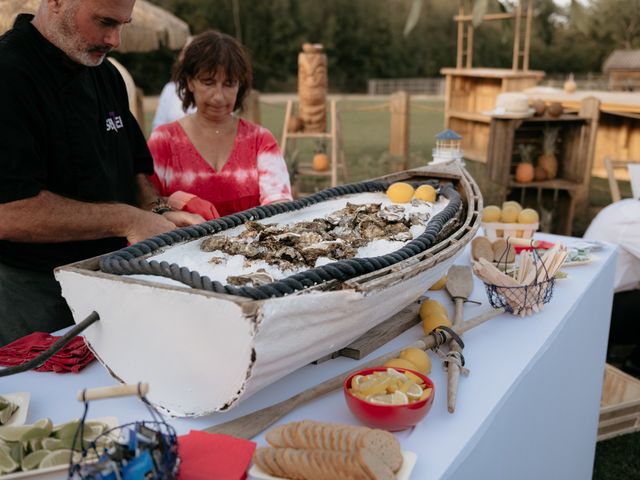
312,152,330,172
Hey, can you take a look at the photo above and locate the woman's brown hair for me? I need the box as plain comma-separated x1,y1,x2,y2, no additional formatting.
173,30,253,112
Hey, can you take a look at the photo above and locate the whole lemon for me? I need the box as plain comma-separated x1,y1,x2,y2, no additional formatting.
502,200,523,215
414,184,437,202
386,182,415,203
500,204,520,223
421,311,452,335
384,358,419,371
429,276,447,291
518,208,539,224
419,299,448,318
482,205,502,223
398,348,432,375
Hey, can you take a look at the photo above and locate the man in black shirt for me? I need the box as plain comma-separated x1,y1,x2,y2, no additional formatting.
0,0,202,346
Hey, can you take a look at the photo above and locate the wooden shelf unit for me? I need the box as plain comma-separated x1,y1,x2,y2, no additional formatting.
441,68,545,163
280,100,347,197
486,97,600,235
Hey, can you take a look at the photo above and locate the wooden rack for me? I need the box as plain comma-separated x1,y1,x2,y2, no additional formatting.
280,99,347,196
486,97,600,235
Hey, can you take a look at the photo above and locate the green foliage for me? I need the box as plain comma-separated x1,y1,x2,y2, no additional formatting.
121,0,639,94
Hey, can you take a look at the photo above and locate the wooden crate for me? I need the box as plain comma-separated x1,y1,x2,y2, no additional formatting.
441,68,545,163
598,364,640,442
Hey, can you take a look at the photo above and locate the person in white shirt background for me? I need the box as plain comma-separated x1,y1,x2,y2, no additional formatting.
152,37,196,130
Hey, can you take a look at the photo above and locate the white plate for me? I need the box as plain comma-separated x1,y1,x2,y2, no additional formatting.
1,392,30,426
249,450,417,480
3,416,118,480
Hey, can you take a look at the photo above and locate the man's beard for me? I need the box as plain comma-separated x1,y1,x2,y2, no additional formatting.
49,5,112,66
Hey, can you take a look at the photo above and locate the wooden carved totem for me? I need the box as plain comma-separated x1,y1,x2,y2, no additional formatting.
298,43,327,133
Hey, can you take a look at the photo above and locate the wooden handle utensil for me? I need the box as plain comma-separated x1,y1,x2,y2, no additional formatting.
204,308,503,439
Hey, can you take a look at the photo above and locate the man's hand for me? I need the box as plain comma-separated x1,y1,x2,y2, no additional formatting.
124,210,177,245
163,210,205,227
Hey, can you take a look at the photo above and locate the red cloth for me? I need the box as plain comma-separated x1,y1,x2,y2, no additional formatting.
178,430,256,480
0,332,95,373
513,240,555,254
167,191,220,221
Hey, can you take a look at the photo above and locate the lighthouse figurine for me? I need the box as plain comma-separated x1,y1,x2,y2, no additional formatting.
430,129,464,165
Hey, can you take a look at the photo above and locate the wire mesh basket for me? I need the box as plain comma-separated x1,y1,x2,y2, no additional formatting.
68,383,179,479
478,240,557,317
484,278,555,316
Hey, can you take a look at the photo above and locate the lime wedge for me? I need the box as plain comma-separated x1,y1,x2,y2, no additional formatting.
0,447,18,473
21,449,51,471
52,420,80,440
21,418,53,442
39,449,74,469
0,425,31,442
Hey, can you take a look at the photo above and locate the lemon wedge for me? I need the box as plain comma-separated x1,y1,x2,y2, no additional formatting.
367,391,409,406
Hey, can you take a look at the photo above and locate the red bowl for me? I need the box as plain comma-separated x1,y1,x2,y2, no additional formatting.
343,367,435,431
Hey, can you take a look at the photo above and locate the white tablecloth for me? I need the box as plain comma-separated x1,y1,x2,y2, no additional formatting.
1,235,617,479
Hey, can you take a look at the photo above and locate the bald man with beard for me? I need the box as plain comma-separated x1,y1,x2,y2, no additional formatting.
0,0,203,346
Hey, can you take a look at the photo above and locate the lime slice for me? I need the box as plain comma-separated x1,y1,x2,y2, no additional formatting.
53,419,80,440
21,418,53,442
21,449,51,471
0,425,31,442
0,447,18,473
39,449,74,469
41,437,67,451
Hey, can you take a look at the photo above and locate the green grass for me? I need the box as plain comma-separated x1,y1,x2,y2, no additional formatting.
145,96,631,233
594,433,640,480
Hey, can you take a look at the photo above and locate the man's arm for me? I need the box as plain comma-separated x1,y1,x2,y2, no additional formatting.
0,190,177,245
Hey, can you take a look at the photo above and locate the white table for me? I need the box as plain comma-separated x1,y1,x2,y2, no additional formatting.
2,235,617,479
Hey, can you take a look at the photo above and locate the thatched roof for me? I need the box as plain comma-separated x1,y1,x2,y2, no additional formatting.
0,0,190,52
603,50,640,72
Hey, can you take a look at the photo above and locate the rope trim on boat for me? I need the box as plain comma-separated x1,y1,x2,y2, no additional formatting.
99,179,462,300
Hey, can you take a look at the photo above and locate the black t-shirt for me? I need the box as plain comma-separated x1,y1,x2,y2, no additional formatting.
0,15,153,272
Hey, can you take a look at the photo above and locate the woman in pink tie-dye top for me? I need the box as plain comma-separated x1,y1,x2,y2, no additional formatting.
148,30,292,219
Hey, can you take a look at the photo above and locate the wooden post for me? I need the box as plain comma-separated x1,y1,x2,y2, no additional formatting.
330,100,338,188
240,89,261,125
456,6,464,68
512,1,522,71
573,96,601,219
523,0,533,71
465,23,474,69
280,100,293,157
389,91,410,169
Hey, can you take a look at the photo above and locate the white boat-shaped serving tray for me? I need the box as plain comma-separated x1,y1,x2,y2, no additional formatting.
56,164,481,417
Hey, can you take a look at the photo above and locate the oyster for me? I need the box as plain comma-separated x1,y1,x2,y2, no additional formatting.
199,201,431,273
227,269,274,287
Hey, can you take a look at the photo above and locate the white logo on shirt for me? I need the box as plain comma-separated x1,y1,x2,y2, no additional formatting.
106,112,124,132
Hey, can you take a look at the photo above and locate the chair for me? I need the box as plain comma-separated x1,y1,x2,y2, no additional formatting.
604,156,640,202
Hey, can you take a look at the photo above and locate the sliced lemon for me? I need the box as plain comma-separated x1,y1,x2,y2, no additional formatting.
385,368,408,381
351,375,366,390
358,376,393,397
367,391,409,406
405,383,424,401
419,388,433,402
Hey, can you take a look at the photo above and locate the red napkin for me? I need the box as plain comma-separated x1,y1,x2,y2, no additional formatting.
513,240,555,254
178,430,256,480
0,332,95,373
168,191,220,221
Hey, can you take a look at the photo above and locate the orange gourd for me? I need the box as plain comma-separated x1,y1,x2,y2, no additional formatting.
312,153,329,172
